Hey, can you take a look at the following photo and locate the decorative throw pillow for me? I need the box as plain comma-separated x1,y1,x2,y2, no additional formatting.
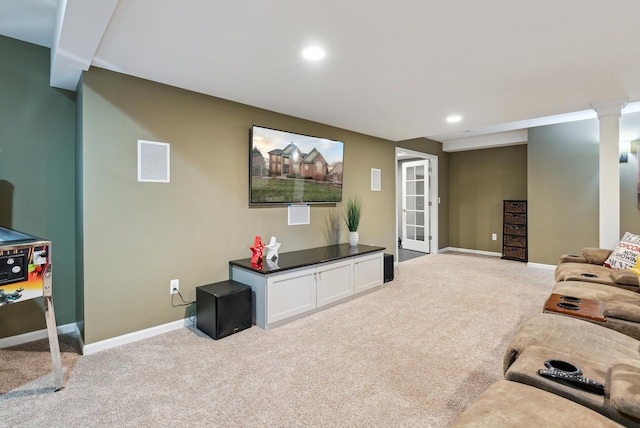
604,232,640,269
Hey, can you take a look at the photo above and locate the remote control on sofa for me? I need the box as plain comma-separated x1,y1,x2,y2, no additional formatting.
537,368,605,395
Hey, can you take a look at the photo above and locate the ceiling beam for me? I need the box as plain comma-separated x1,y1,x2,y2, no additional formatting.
50,0,118,91
442,130,529,153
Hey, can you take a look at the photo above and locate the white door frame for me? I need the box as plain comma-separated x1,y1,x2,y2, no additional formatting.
395,147,439,261
401,159,431,253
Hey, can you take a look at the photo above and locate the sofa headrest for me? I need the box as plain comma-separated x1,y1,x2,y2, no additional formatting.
582,247,613,265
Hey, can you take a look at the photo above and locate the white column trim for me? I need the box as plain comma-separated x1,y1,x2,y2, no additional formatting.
592,98,627,249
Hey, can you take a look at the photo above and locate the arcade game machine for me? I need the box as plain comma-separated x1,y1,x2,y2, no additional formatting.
0,226,63,390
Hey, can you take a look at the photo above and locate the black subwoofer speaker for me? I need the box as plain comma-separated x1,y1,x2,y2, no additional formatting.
196,280,252,340
384,253,394,282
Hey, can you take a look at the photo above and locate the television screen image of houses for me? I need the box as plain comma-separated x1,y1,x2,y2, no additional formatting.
250,126,344,205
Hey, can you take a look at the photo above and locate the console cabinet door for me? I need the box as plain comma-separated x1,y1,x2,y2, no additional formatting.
316,259,353,307
266,267,316,324
354,252,383,293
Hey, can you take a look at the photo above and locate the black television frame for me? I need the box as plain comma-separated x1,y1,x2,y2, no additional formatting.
249,125,344,206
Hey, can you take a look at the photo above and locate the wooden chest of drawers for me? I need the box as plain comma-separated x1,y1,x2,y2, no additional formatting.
502,200,527,262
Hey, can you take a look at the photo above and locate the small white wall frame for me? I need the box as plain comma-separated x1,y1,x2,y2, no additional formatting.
288,204,310,225
371,168,381,191
138,140,170,183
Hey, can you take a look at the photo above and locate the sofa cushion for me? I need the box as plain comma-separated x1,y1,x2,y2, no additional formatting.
555,262,616,286
605,232,640,270
610,359,640,420
503,313,640,374
584,247,613,265
449,380,622,428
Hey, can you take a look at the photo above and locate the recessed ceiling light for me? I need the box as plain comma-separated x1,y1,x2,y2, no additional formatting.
446,115,462,123
302,46,326,61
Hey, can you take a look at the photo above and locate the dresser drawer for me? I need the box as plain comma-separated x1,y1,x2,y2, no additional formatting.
504,201,526,213
504,213,526,225
504,224,526,236
504,235,526,248
503,246,526,260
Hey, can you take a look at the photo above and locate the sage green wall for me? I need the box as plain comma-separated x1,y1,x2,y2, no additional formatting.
75,77,85,338
620,112,640,235
80,68,396,344
395,138,449,249
527,119,599,265
448,145,527,252
621,140,640,234
0,36,77,338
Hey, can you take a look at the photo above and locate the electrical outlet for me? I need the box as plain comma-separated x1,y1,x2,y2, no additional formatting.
492,233,497,241
170,279,179,295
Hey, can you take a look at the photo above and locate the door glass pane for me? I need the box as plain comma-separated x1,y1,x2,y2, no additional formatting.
416,181,424,194
407,167,415,180
416,165,424,179
416,212,424,226
406,197,415,210
416,226,425,241
406,211,415,225
416,196,424,210
407,226,415,240
406,182,415,195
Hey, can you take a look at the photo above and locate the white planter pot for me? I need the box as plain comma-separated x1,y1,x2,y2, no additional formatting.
348,231,359,247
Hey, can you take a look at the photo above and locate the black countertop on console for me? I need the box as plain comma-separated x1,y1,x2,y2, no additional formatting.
229,244,385,275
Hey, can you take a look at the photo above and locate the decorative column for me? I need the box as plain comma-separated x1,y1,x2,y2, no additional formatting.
592,98,627,249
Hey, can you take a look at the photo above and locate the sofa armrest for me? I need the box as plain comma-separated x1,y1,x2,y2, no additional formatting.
604,300,640,323
611,269,640,287
559,254,587,264
610,359,640,420
582,247,613,265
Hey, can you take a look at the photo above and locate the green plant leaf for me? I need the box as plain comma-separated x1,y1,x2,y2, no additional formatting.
344,194,362,232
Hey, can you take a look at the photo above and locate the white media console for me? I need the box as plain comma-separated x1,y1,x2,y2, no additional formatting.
229,244,385,329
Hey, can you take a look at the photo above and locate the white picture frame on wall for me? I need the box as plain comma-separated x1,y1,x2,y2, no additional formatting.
138,140,170,183
371,168,381,191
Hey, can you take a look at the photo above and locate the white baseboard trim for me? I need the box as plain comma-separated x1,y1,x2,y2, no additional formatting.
440,247,502,257
81,317,195,355
0,322,79,349
441,247,557,270
527,262,557,270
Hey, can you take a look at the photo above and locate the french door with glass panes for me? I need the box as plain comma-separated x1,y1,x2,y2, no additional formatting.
402,159,430,253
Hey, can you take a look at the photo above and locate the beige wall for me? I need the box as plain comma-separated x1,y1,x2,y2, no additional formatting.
448,145,527,252
80,68,396,344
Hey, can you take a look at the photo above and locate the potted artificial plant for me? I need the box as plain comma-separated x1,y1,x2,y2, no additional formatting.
344,194,362,246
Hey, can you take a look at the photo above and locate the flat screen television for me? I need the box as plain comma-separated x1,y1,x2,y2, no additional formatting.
249,125,344,206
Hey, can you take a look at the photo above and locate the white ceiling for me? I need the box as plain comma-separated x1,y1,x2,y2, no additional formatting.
1,0,639,147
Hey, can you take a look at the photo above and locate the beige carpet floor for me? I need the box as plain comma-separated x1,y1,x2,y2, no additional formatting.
0,333,81,395
0,253,554,427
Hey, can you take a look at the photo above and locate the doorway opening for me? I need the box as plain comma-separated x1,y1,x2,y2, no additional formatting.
396,148,438,263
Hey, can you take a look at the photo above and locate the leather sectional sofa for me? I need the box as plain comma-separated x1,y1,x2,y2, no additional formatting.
451,244,640,427
555,247,639,292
